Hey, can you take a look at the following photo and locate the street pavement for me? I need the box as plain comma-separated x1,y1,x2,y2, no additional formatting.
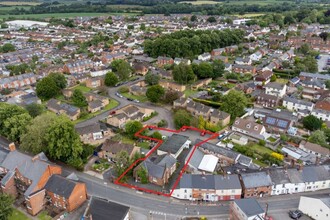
75,76,175,129
62,166,330,219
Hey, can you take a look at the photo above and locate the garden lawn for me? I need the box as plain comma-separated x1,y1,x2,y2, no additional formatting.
38,211,52,220
9,209,30,220
250,144,274,155
121,92,148,102
184,89,198,97
138,141,150,149
72,85,92,93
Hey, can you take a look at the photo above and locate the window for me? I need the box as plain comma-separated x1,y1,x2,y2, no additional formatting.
184,189,187,193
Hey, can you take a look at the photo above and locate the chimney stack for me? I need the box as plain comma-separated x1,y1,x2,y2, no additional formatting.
8,143,16,152
298,163,304,172
315,157,320,165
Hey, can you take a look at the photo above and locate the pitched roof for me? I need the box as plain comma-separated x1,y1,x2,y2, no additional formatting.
75,123,101,135
87,197,130,220
44,175,78,198
158,134,189,155
101,139,135,156
240,172,272,188
234,198,264,217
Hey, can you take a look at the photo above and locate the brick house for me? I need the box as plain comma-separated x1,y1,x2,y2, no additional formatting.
254,71,273,85
211,48,225,57
98,139,140,162
191,78,212,90
0,149,61,216
232,64,257,75
210,109,231,127
85,77,104,88
239,172,272,198
157,56,174,67
84,93,109,113
46,99,80,121
63,59,94,74
133,62,149,76
44,174,87,212
255,93,279,108
159,80,186,92
0,73,37,89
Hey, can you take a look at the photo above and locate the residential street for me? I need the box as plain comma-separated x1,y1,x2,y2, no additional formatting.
75,76,175,129
62,167,330,219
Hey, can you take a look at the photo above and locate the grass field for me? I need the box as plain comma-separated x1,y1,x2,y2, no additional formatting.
224,0,293,5
72,85,92,93
0,1,40,6
234,13,265,18
0,12,138,19
179,0,221,4
9,209,30,220
121,92,148,102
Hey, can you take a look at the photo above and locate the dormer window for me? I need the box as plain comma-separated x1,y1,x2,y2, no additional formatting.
235,120,239,125
246,124,251,129
254,126,259,131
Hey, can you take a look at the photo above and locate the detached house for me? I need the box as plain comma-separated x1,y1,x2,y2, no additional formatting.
232,64,257,76
98,139,140,162
172,174,242,201
264,82,287,98
198,53,211,61
254,71,273,86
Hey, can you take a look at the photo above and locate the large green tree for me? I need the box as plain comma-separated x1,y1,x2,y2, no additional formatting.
125,120,143,139
0,193,14,220
3,113,32,142
212,60,225,78
104,71,118,87
36,77,61,101
174,110,192,129
221,90,248,119
114,150,130,178
72,89,87,107
146,85,165,103
309,130,328,147
303,115,323,131
48,72,67,89
145,73,160,85
172,63,196,84
117,61,132,81
193,62,213,79
25,103,45,118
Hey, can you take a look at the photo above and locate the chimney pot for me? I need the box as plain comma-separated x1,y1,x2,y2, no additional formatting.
8,143,16,152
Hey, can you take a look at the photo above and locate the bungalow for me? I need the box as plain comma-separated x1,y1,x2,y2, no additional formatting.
157,134,191,159
46,99,80,121
172,174,242,201
264,82,287,98
98,139,140,162
133,154,176,186
240,172,273,198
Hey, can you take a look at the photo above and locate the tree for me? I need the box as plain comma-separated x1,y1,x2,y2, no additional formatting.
190,15,197,22
212,60,225,78
0,103,27,135
162,90,179,104
303,115,323,131
0,193,14,220
125,121,143,139
284,14,295,24
194,62,213,79
303,56,318,73
146,85,165,103
48,72,67,89
207,16,216,23
36,76,60,101
325,80,330,89
151,131,162,140
299,43,310,54
319,32,328,42
270,74,277,82
20,113,57,154
140,23,146,31
114,151,130,178
221,90,248,119
145,73,160,85
172,63,196,84
0,43,15,53
136,167,148,184
309,130,327,147
3,113,32,142
174,110,191,129
117,60,132,81
25,103,44,118
72,89,87,107
105,72,118,87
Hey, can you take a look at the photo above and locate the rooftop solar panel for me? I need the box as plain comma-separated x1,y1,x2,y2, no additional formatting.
265,117,276,125
277,120,288,128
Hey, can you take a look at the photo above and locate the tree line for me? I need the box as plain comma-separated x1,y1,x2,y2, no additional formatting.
144,29,244,58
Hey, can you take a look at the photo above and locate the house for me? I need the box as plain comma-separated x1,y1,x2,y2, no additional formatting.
191,78,212,90
98,139,140,162
230,198,266,220
83,197,130,220
44,174,87,212
239,172,273,198
198,53,211,61
159,80,186,92
107,104,155,128
157,134,190,159
85,77,104,88
232,64,256,75
129,81,147,96
63,59,94,74
157,56,174,67
269,169,295,195
311,108,330,121
174,58,191,65
262,109,297,133
298,196,330,220
133,62,148,76
299,72,330,82
133,154,176,186
212,55,228,63
172,174,242,201
237,82,255,94
225,45,239,54
264,82,287,98
302,165,330,192
211,48,225,56
254,71,273,85
286,168,306,193
0,149,62,216
235,57,252,65
299,141,330,158
232,118,266,140
46,99,80,121
210,109,231,127
0,73,36,89
283,97,314,113
255,93,279,108
75,123,109,144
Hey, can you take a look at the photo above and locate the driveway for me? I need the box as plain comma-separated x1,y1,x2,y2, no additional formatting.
317,54,329,72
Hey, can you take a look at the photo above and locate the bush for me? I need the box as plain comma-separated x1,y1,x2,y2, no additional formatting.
157,119,168,127
259,140,266,146
118,86,129,93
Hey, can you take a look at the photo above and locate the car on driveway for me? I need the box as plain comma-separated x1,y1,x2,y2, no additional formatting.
289,210,302,219
134,99,140,103
127,98,134,101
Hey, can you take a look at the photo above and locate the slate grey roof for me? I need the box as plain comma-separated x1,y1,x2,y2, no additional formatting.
283,97,313,107
142,159,165,179
158,134,189,155
264,82,285,90
240,172,272,188
1,151,52,196
268,169,291,185
0,136,11,149
75,123,101,135
157,154,176,168
87,197,130,220
287,168,304,184
320,197,330,208
196,139,239,161
300,72,330,81
302,165,330,182
178,174,241,190
1,171,15,186
234,198,264,217
186,148,204,169
44,175,77,199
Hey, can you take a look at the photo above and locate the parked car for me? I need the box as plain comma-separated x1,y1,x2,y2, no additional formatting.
289,210,302,219
127,98,134,101
134,99,140,103
110,111,116,115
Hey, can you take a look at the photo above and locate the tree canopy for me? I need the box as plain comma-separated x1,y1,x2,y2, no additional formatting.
146,85,165,103
0,193,14,220
36,74,64,101
221,90,248,120
145,73,160,85
72,89,88,107
303,115,323,131
105,71,118,87
125,120,143,139
172,63,196,84
174,109,192,129
25,103,45,118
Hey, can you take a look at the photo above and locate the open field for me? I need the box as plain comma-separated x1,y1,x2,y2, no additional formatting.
0,12,138,19
179,0,222,4
234,13,265,17
224,0,300,5
0,1,40,6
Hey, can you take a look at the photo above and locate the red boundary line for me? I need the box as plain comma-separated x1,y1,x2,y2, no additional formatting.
114,125,219,197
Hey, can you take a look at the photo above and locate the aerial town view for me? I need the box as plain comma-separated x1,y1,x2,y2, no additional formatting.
0,0,330,219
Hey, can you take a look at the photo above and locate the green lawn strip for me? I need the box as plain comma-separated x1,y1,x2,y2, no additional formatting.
38,211,52,220
137,141,150,149
184,89,198,97
121,92,148,102
249,144,274,155
73,99,119,124
9,208,30,220
72,85,92,93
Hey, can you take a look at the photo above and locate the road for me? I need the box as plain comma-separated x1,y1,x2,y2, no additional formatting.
317,54,329,72
62,167,330,219
75,77,175,129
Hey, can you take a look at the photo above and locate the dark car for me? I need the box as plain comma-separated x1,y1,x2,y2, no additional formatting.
127,98,133,101
110,111,116,115
94,160,101,164
289,210,302,219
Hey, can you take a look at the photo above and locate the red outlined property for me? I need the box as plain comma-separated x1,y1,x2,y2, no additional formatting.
114,125,219,197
